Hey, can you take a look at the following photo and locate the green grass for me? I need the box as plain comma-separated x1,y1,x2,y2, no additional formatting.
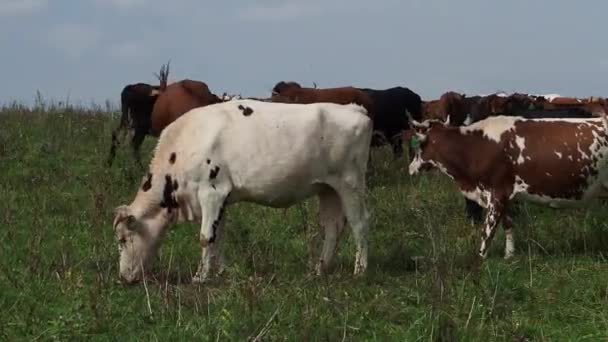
1,103,607,341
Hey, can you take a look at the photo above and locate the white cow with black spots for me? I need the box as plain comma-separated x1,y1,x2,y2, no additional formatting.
112,99,373,284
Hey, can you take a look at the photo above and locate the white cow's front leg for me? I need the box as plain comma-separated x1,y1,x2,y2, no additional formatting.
193,185,230,284
316,189,345,275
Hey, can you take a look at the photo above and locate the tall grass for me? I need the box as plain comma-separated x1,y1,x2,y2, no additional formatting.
0,102,607,340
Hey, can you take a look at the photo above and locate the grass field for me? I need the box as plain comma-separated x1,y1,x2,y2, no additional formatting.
1,103,607,341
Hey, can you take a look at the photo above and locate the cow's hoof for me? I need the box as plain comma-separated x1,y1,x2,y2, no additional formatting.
192,274,208,284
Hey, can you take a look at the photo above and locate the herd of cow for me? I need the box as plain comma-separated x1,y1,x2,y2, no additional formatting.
109,63,608,284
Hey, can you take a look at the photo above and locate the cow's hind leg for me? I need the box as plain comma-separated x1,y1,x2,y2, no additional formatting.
193,185,231,284
106,125,128,167
316,187,346,275
333,182,370,276
502,210,515,259
130,130,146,169
479,198,506,259
391,136,404,160
464,198,484,225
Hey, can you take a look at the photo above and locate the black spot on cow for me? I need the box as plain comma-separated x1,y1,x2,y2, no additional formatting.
173,179,179,191
212,184,216,190
208,198,228,244
238,104,254,116
209,166,220,180
169,152,176,164
206,159,211,164
141,173,153,192
160,174,179,211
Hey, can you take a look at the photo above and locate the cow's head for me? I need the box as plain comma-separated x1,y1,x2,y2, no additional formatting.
403,116,448,175
506,93,535,112
271,81,301,96
112,203,173,284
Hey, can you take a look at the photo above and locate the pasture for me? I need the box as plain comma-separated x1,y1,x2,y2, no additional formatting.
1,102,607,341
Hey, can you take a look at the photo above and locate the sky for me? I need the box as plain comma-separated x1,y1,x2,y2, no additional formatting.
2,0,608,106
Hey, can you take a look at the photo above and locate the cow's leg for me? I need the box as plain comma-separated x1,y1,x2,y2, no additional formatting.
502,212,515,259
107,125,128,167
130,130,146,168
316,188,345,275
391,135,404,160
334,184,370,275
193,185,230,284
479,198,506,259
464,198,484,225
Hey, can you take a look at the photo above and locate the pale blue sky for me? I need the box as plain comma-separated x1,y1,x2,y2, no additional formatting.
2,0,607,106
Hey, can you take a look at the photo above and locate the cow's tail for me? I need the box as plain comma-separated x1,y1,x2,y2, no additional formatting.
155,60,170,91
107,90,131,167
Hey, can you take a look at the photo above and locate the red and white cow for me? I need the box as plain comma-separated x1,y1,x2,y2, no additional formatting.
404,114,608,259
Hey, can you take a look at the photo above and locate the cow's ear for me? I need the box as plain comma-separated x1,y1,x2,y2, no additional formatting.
113,205,129,228
113,205,137,230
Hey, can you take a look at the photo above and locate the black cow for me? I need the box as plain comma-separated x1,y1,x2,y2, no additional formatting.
107,63,171,167
106,82,160,167
358,86,422,158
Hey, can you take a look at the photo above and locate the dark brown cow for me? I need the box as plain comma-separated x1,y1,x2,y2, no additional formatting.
271,81,423,158
421,99,443,121
271,81,373,112
469,93,538,122
422,92,482,126
536,96,607,117
404,114,608,260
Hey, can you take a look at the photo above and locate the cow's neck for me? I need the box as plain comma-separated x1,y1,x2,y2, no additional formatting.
427,128,479,191
131,183,167,222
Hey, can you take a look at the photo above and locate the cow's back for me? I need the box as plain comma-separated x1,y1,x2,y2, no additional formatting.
150,79,220,136
464,116,608,203
155,100,372,206
277,87,373,113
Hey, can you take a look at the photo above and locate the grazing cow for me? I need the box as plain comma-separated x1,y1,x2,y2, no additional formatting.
357,86,423,158
404,114,608,259
112,100,373,284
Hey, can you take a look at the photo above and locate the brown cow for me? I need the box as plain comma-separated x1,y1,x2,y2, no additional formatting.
422,92,481,125
532,95,606,117
404,114,608,260
271,81,373,112
271,81,424,158
149,79,221,136
108,63,222,168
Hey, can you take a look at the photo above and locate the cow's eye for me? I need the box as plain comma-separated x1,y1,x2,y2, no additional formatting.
118,237,126,245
